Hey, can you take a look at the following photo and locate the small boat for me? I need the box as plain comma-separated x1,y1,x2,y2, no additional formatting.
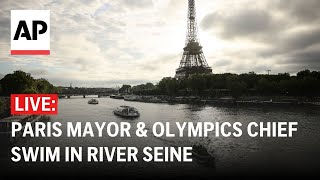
113,106,140,118
88,99,99,105
192,145,215,168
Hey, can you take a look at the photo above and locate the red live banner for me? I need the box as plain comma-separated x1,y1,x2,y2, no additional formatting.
11,94,58,115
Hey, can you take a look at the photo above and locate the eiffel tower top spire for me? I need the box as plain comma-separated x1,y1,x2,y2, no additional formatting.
175,0,212,78
186,0,199,44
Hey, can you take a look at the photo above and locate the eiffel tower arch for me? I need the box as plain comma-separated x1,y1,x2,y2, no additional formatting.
175,0,212,78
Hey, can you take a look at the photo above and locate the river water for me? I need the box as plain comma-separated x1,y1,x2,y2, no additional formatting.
10,96,320,176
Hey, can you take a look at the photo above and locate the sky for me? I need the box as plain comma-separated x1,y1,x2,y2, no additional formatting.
0,0,320,87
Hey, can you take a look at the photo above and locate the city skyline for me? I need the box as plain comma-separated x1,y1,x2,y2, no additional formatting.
1,0,320,87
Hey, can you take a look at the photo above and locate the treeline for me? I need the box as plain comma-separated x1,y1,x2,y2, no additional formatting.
1,69,319,98
0,70,57,96
132,70,320,98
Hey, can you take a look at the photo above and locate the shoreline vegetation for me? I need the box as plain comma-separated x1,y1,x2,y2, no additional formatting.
123,69,320,107
1,69,320,119
131,70,320,98
0,71,58,119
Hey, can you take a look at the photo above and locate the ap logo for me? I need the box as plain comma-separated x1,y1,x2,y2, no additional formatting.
11,10,50,55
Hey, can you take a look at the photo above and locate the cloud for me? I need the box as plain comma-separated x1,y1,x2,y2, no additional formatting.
274,0,320,23
213,59,231,67
199,0,320,74
260,27,320,57
0,73,4,80
278,46,320,69
28,69,48,76
0,0,320,87
121,0,153,8
201,9,279,39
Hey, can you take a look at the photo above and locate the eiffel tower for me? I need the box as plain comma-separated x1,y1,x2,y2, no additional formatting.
175,0,212,78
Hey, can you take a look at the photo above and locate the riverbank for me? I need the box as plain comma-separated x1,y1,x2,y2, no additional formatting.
0,97,10,119
0,115,51,147
122,95,320,107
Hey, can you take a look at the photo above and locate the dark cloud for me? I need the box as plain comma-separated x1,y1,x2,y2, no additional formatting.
282,28,320,52
274,0,320,23
200,0,320,73
201,9,280,39
260,28,320,57
280,49,320,68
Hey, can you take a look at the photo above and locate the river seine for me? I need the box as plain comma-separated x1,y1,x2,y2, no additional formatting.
11,96,320,176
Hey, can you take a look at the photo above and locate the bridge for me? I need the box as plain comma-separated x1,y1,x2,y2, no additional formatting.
58,93,113,99
58,87,117,99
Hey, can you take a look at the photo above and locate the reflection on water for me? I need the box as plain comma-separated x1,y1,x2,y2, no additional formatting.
13,96,320,175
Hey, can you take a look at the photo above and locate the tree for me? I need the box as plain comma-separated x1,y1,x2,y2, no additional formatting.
157,77,178,96
297,69,311,79
256,77,281,95
0,70,35,95
188,74,207,95
119,85,132,93
153,70,320,97
0,70,57,95
239,72,258,89
227,75,247,98
145,83,155,90
36,78,57,93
